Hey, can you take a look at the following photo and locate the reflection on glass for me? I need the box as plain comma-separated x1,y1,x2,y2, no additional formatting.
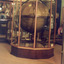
11,0,55,48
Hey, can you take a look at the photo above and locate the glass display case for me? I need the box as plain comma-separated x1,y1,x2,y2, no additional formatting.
11,0,57,59
0,1,12,41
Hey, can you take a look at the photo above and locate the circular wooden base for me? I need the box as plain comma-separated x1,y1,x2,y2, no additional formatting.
11,45,54,59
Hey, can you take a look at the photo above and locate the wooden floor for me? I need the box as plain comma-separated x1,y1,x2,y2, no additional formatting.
0,42,62,64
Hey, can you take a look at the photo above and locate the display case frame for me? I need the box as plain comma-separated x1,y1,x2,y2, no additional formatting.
11,0,57,59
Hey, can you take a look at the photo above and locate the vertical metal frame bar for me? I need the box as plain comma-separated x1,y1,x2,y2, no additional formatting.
53,0,57,46
33,0,38,48
18,0,22,46
16,0,18,15
11,0,14,43
9,3,12,17
48,0,52,48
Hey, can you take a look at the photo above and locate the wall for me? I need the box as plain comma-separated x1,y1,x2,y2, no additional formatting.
62,0,64,7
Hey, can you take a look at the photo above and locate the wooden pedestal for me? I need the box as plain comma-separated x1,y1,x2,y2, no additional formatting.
11,44,54,59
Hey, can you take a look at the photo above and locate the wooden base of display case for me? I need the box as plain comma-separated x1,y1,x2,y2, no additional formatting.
11,44,54,59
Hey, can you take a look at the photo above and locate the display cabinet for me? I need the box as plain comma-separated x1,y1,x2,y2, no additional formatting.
11,0,57,59
0,1,12,42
